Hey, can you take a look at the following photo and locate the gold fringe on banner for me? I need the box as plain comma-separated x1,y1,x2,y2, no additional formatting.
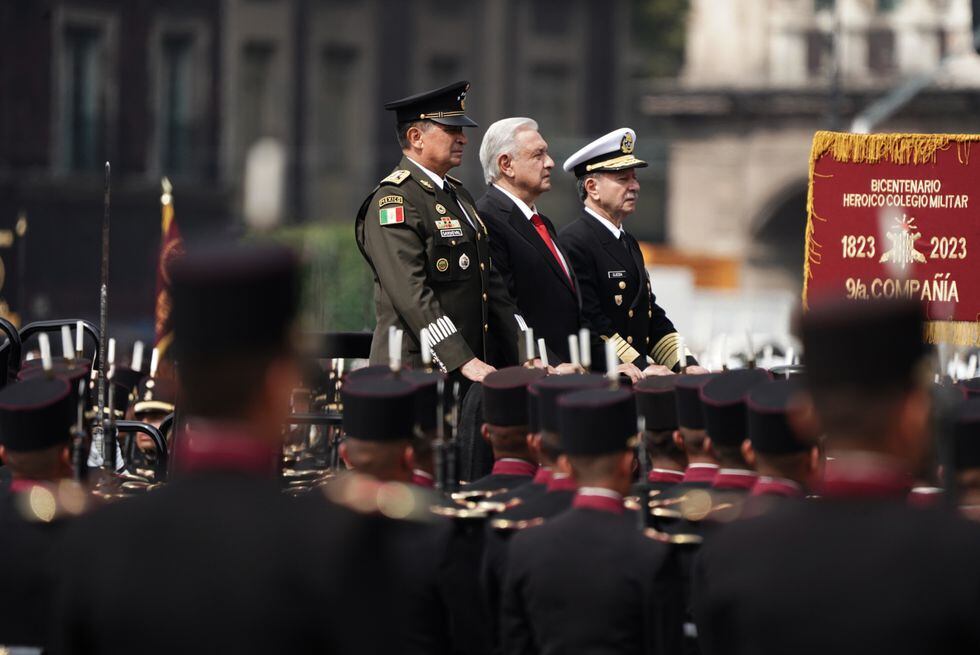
924,320,980,347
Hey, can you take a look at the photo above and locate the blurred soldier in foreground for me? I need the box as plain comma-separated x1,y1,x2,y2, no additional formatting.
693,299,980,655
0,376,77,651
740,380,821,518
355,81,525,381
559,128,706,381
502,387,682,654
55,243,390,654
951,397,980,520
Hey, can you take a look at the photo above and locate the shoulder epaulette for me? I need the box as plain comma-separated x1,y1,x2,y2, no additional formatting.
380,169,411,186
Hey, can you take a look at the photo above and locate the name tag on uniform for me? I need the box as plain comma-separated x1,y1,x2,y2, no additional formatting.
440,229,463,238
608,270,626,278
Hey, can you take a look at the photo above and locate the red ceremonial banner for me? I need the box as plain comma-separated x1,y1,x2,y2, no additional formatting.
804,131,980,345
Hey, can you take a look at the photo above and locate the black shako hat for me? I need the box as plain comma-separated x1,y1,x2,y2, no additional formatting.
802,298,928,393
170,242,300,362
342,377,416,442
530,374,609,433
342,367,446,433
0,378,74,452
385,81,477,127
746,380,810,455
558,388,637,456
634,376,679,431
482,367,547,427
700,369,772,447
953,398,980,470
674,374,717,430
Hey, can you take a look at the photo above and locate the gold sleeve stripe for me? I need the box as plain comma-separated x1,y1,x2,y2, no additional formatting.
651,333,683,369
605,333,642,365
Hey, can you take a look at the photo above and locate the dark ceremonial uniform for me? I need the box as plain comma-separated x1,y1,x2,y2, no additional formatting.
960,377,980,398
952,398,980,516
461,367,545,495
501,387,683,655
693,458,980,655
480,373,608,653
558,128,694,371
503,491,682,655
343,375,490,655
0,377,77,651
647,468,684,493
477,185,580,362
355,82,524,373
56,435,392,655
635,376,685,503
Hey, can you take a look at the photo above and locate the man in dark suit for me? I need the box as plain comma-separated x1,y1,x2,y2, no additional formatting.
54,243,392,655
559,128,707,382
0,374,78,651
476,118,581,365
692,299,980,655
501,386,682,654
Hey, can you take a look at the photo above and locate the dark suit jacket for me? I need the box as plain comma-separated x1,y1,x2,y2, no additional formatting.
693,499,980,655
559,209,687,370
477,186,581,363
501,506,682,654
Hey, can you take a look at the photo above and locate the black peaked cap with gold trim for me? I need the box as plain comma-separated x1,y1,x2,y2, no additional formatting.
559,388,637,456
563,127,648,178
701,369,772,447
385,80,477,127
483,366,547,427
342,377,416,442
0,377,74,452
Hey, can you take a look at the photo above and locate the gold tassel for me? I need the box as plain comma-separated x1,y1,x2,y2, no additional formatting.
924,321,980,347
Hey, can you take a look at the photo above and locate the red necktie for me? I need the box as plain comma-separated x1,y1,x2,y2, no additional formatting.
531,214,572,285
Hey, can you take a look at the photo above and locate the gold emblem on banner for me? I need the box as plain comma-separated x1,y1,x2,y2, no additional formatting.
880,214,926,269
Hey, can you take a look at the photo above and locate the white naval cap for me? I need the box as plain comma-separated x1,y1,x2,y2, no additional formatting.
562,127,648,177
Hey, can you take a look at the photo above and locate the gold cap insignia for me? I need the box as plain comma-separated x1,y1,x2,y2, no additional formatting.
621,132,634,154
436,258,450,272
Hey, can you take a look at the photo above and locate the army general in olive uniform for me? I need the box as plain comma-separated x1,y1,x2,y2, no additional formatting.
356,81,525,381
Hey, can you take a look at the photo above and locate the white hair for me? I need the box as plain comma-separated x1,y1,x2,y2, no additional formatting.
479,117,539,185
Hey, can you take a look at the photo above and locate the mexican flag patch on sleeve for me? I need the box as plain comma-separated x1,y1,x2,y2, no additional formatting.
379,206,405,226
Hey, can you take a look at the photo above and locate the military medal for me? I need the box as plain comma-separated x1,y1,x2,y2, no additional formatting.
436,258,449,272
435,203,447,214
459,254,470,270
435,217,461,230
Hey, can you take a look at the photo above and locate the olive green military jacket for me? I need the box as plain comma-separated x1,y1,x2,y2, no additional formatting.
355,156,524,372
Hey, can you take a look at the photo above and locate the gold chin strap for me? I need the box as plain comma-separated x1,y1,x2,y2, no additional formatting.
418,110,466,119
603,333,642,365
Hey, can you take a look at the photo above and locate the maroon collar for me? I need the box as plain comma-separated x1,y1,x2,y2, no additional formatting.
411,470,435,489
751,476,804,498
547,475,578,492
908,486,943,508
712,469,758,490
491,458,538,477
682,464,719,484
532,467,554,485
648,468,684,484
174,425,279,478
9,478,54,494
818,456,913,499
572,489,624,515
